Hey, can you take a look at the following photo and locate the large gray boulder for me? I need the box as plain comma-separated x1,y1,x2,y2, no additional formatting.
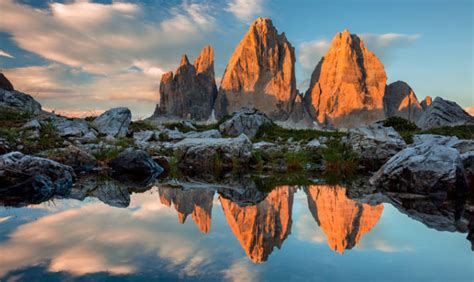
0,152,75,200
346,123,406,167
92,107,131,137
0,88,42,114
38,145,97,173
416,97,474,129
52,116,92,137
173,134,252,172
218,107,272,138
370,134,469,199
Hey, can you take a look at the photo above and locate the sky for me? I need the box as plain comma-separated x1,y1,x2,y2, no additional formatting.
0,0,472,118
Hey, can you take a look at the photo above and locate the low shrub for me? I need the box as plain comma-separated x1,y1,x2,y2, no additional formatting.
253,123,345,143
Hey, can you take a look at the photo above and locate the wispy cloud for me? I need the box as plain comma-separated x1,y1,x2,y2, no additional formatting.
0,49,14,58
226,0,265,22
298,39,330,73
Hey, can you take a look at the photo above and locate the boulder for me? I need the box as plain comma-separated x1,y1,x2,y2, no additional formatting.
305,29,387,128
370,135,468,200
416,97,474,129
347,123,406,167
108,148,164,180
39,145,97,173
133,130,155,143
92,107,131,137
0,88,42,114
174,134,252,172
0,152,75,200
52,116,91,137
214,18,297,120
185,129,221,138
218,108,272,138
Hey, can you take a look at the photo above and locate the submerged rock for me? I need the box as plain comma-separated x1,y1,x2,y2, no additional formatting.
92,107,131,137
416,97,474,129
108,149,164,181
0,152,75,203
218,108,272,138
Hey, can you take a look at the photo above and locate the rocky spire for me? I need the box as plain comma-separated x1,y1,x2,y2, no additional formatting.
420,95,432,110
384,80,423,122
153,46,217,120
220,186,295,263
0,73,14,91
214,17,297,120
305,29,387,128
304,185,383,253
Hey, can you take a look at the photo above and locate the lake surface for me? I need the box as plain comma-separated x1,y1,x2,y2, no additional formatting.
0,182,473,281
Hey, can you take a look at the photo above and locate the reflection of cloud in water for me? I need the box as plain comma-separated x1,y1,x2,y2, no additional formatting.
295,213,327,244
0,216,13,223
222,259,259,282
0,190,220,278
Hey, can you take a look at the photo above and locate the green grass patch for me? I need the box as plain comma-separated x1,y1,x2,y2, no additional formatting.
421,125,474,140
92,147,122,162
322,139,359,175
129,120,157,132
253,123,345,143
381,117,420,143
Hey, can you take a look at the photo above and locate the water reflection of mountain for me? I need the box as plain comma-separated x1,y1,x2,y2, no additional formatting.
304,185,384,253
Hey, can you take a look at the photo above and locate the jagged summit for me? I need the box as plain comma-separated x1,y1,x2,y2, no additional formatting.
384,80,423,122
304,29,387,128
214,17,297,120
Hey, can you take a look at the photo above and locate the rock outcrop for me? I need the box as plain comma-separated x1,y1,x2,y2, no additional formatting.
0,88,42,114
108,149,164,180
346,123,406,168
173,134,252,173
304,185,383,253
383,81,423,122
305,30,387,128
220,186,295,263
92,107,131,137
218,107,272,138
0,73,14,91
158,186,215,233
370,134,470,200
416,97,474,129
420,96,432,111
215,18,297,120
154,46,217,120
0,152,75,203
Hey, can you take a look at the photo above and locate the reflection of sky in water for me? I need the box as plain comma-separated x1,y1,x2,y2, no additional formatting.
0,187,472,281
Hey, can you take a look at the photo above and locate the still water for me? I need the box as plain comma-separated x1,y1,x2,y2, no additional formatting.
0,183,472,281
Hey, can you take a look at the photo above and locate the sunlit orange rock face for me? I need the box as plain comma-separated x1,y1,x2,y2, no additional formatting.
304,185,383,253
215,17,297,120
421,95,432,110
305,30,387,128
158,187,214,233
220,186,295,263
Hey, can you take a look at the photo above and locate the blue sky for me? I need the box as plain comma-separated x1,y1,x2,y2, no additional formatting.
0,0,472,117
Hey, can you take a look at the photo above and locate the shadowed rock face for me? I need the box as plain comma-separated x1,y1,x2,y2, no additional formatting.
158,187,215,234
304,185,383,253
305,30,387,128
215,18,297,120
220,186,295,263
384,81,423,122
0,73,14,91
154,46,217,120
420,96,432,111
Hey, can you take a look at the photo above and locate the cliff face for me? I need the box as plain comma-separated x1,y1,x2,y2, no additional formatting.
384,81,423,122
420,96,432,111
220,186,295,263
158,187,214,234
215,18,297,120
154,46,217,120
305,30,387,128
304,185,383,253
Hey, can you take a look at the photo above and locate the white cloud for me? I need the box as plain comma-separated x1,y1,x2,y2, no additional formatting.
0,50,14,58
222,259,259,282
360,33,420,63
298,39,330,73
0,0,216,74
226,0,265,22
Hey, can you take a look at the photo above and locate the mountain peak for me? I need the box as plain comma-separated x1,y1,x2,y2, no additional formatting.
180,54,190,66
0,73,14,91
